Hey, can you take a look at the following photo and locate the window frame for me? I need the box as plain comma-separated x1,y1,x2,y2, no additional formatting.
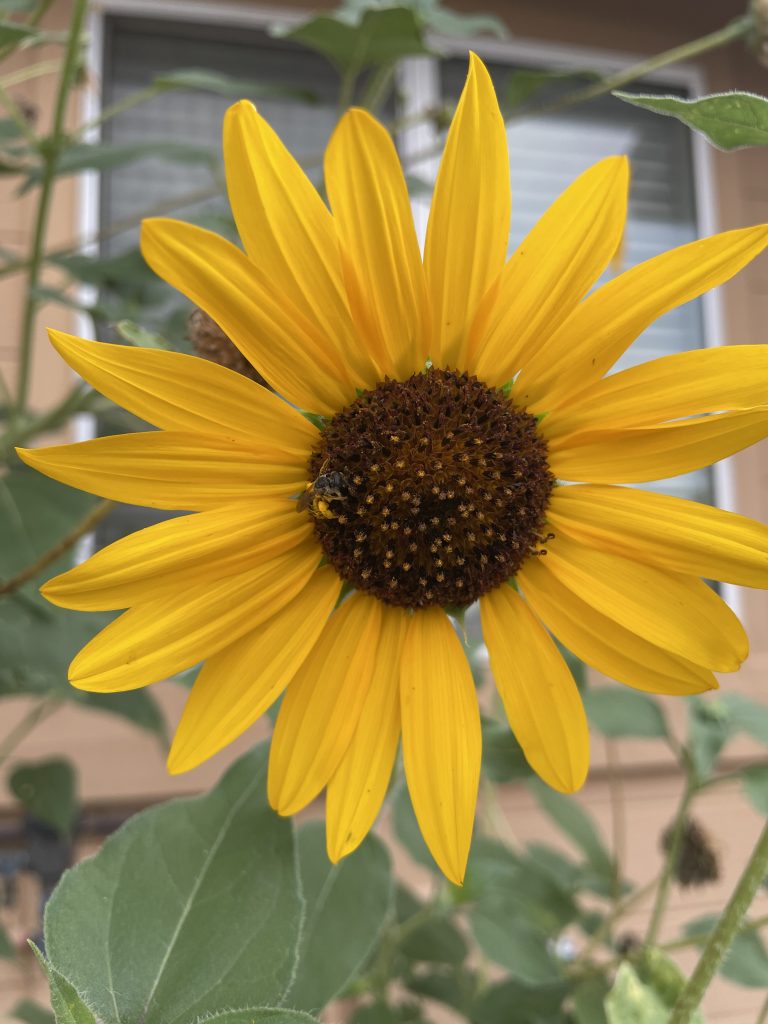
78,0,736,609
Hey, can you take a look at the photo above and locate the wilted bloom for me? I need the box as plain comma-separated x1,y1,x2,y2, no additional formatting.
20,55,768,883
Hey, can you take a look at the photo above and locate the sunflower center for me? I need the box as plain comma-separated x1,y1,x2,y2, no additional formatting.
303,368,554,609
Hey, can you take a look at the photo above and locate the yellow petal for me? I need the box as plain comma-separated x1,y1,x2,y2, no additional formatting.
548,484,768,588
517,224,768,411
17,431,304,511
425,53,510,368
326,604,407,861
537,535,748,672
544,345,768,439
400,607,481,885
519,558,717,695
325,108,429,378
469,156,629,386
68,540,322,692
548,408,768,484
168,566,342,774
480,585,588,793
141,217,356,414
268,593,382,816
42,501,310,611
222,101,377,391
47,330,317,456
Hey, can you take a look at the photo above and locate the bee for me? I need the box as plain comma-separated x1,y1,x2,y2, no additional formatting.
297,459,349,520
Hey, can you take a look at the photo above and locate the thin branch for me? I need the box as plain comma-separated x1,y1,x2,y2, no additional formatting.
0,499,114,597
645,769,696,947
0,698,60,771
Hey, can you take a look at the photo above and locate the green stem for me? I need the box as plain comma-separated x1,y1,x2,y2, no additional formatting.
81,82,164,133
359,62,396,114
645,772,696,947
572,875,660,968
1,382,92,458
337,64,361,114
670,822,768,1024
0,58,62,90
14,0,88,420
0,499,114,597
0,698,59,771
528,14,754,117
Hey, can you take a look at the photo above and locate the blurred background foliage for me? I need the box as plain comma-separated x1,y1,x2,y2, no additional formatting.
1,1,768,1022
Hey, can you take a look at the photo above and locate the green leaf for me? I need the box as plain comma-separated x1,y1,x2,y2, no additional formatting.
0,469,165,738
572,975,609,1024
629,949,707,1023
409,1,506,40
481,718,533,782
405,966,479,1013
78,689,167,740
741,763,768,815
605,963,672,1024
469,906,559,984
555,638,586,690
613,90,768,151
583,688,667,739
505,68,601,111
393,782,435,870
470,978,569,1024
687,696,731,781
0,919,14,958
351,1002,425,1024
0,19,37,46
114,319,169,349
719,692,768,746
200,1012,320,1024
9,758,77,837
399,915,467,965
288,820,393,1011
684,914,768,987
24,141,218,189
151,68,316,103
30,945,97,1024
44,745,304,1024
10,999,55,1024
49,249,163,302
279,7,430,74
528,778,614,879
464,837,577,934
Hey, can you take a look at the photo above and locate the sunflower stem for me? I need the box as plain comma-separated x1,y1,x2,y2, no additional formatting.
526,13,755,117
14,0,88,421
669,821,768,1024
645,766,696,948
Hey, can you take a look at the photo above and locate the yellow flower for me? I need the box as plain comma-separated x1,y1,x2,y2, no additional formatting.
19,55,768,884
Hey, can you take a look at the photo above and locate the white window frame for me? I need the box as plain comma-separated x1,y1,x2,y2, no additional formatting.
76,0,738,610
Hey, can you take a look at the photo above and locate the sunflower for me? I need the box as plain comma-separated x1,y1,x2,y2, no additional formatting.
19,54,768,884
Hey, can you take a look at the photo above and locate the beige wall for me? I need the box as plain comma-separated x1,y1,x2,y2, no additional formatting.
2,0,768,1019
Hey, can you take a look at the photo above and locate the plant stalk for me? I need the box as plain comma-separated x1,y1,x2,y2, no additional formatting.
529,14,755,117
0,698,60,771
645,771,695,947
669,821,768,1023
14,0,88,419
0,499,114,597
